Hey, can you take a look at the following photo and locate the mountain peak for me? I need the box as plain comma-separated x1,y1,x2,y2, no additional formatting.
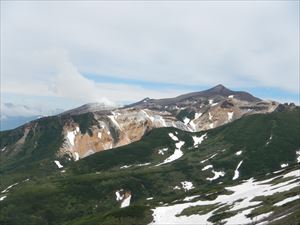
209,84,229,92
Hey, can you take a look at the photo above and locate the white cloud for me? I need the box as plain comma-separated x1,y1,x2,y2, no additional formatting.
1,1,299,108
1,103,42,119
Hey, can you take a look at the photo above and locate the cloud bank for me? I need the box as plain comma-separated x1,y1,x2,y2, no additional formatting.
1,1,299,110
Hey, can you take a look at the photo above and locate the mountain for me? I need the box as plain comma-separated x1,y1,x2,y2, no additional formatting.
126,84,261,108
0,115,40,131
60,102,116,116
0,103,63,131
0,85,286,165
0,108,299,225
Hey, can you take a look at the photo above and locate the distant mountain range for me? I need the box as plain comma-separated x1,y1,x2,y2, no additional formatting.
0,85,299,225
0,103,63,131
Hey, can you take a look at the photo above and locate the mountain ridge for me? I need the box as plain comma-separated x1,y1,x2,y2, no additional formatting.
0,108,299,225
1,85,297,164
124,84,261,109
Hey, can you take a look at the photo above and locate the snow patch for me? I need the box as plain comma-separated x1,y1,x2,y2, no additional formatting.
173,186,181,190
270,213,292,222
137,162,151,167
120,165,132,169
168,133,179,141
266,135,273,145
227,112,234,121
208,112,213,121
74,152,80,161
98,132,102,139
256,211,274,221
67,131,76,146
54,160,63,169
75,126,80,132
115,190,124,201
1,146,6,152
141,110,154,122
0,196,7,201
282,169,300,178
209,123,214,129
192,133,207,147
296,150,300,163
154,115,167,127
108,115,121,130
202,165,213,171
228,95,234,99
280,163,288,168
183,195,200,201
175,141,185,149
200,153,218,163
121,194,131,208
1,182,19,193
207,170,225,181
232,160,243,180
274,195,300,206
158,148,168,155
235,151,242,156
147,197,154,200
181,181,194,191
183,117,190,125
156,141,185,166
189,120,196,131
194,113,202,120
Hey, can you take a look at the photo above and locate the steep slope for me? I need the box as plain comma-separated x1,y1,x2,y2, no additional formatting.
0,109,299,225
0,85,285,164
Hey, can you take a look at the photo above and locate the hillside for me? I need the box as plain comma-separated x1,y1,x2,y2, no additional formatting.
0,109,299,225
0,85,283,167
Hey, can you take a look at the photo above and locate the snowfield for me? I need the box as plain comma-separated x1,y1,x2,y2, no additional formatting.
149,169,300,225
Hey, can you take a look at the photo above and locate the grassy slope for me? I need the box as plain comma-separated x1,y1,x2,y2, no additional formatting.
0,109,299,225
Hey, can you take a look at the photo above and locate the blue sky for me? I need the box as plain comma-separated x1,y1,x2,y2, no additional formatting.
1,1,299,117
